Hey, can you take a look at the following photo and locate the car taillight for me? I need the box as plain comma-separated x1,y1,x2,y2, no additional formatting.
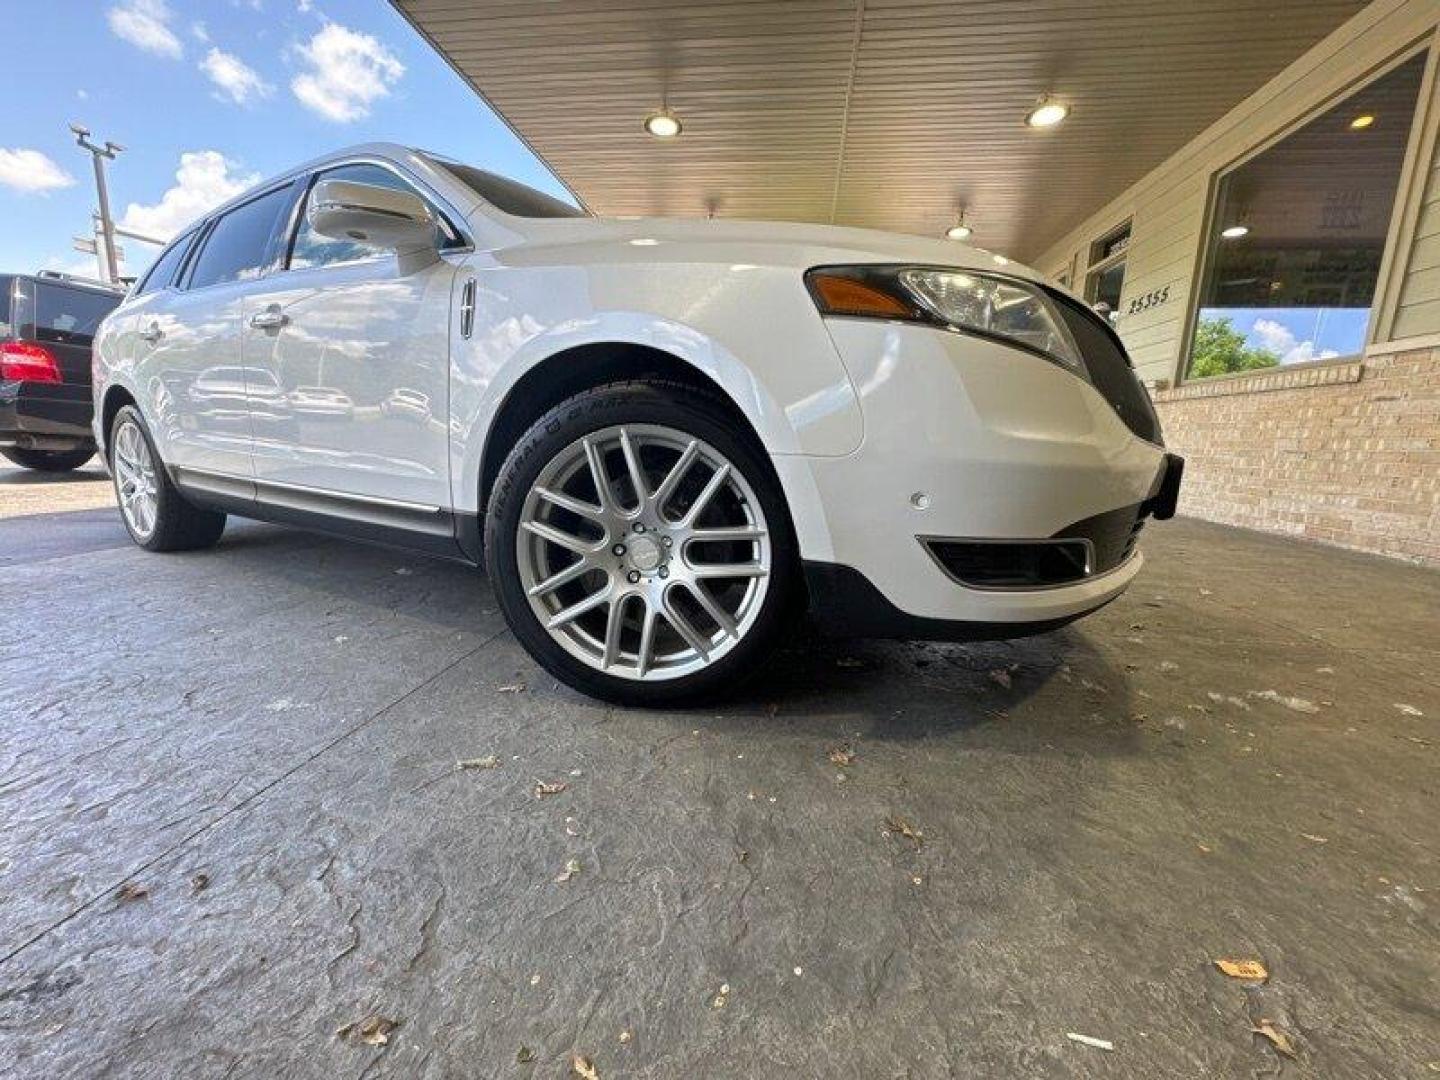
1,341,62,384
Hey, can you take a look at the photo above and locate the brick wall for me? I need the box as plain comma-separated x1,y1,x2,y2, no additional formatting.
1151,346,1440,565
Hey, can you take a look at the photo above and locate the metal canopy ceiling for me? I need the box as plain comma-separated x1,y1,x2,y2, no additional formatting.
394,0,1367,261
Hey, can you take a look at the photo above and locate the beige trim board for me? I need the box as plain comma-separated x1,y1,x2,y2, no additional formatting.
1365,331,1440,353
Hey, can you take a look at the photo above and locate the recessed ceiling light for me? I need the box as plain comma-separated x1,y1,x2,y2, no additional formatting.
1025,97,1069,128
644,110,682,138
1221,224,1250,240
945,211,972,241
1350,113,1375,130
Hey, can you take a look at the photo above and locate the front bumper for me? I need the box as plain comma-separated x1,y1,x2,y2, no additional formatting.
777,319,1180,638
0,381,94,449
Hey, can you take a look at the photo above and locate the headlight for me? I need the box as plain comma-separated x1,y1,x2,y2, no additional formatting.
805,264,1086,378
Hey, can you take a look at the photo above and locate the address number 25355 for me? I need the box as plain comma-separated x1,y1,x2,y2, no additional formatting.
1124,286,1171,315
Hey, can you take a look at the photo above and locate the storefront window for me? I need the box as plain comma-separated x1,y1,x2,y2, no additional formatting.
1186,53,1426,379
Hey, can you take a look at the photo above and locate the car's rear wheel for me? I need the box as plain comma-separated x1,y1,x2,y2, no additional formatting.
109,405,227,552
1,442,96,472
485,381,797,706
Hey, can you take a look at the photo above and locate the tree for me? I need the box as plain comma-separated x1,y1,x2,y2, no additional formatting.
1188,315,1280,378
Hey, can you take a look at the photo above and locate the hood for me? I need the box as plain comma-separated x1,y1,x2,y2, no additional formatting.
487,213,1055,289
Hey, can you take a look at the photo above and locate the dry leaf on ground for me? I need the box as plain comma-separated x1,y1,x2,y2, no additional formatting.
987,668,1012,689
516,1046,535,1063
828,745,856,767
457,755,500,770
1251,1018,1297,1058
1065,1032,1114,1051
884,814,925,848
190,872,210,893
116,881,148,903
336,1014,399,1046
1214,958,1268,981
554,858,582,884
498,683,526,693
1395,703,1424,717
534,779,568,797
572,1055,600,1079
712,982,731,1008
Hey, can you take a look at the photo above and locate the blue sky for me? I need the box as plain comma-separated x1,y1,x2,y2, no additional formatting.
0,0,571,280
1199,306,1370,363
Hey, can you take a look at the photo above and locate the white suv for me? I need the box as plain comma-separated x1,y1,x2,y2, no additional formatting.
93,144,1181,705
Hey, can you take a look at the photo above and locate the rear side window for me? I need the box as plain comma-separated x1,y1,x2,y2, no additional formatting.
135,232,196,296
187,185,295,290
32,285,120,347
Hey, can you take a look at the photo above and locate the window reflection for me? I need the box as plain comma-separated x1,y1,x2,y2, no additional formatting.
1187,53,1425,379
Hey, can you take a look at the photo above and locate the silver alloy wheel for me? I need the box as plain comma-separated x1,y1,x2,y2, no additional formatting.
112,419,159,540
517,423,772,681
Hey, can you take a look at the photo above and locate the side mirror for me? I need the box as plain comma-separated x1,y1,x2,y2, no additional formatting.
307,179,439,265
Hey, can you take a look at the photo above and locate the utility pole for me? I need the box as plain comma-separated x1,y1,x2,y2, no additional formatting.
70,123,124,285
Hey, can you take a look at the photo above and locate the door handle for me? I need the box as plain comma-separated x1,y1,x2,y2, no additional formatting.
139,322,162,344
249,305,289,331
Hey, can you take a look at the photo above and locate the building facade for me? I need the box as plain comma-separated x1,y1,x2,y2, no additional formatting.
1036,0,1440,564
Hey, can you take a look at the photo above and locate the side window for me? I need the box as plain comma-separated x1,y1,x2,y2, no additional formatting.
289,164,440,272
186,185,295,290
135,232,195,296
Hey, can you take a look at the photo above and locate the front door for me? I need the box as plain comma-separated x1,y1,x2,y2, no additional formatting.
241,163,461,510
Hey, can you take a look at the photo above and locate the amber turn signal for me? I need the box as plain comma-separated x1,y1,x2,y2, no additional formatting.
808,273,916,319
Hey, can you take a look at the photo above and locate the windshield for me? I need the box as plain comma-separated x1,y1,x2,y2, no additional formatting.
427,157,587,219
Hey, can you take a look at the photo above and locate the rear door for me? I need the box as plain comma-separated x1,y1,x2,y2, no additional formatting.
132,182,300,479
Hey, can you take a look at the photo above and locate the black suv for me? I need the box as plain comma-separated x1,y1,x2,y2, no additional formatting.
1,272,125,471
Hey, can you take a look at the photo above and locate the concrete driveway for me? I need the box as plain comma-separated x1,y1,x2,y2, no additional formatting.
1,464,1437,1078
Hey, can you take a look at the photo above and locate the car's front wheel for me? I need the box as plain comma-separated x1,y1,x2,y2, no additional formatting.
109,405,227,552
485,381,798,706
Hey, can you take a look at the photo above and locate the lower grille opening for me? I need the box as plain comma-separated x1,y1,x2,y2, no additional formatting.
926,539,1091,589
925,501,1150,592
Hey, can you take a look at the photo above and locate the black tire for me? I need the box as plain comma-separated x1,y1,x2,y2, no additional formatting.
109,405,227,552
485,380,799,707
1,442,96,472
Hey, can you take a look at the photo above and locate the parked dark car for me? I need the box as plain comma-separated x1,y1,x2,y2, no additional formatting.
1,271,125,471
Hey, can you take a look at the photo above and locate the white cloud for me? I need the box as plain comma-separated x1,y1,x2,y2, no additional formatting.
192,21,209,43
201,48,273,105
107,0,183,58
297,0,314,11
0,149,76,194
1252,317,1340,366
291,22,404,122
119,150,259,240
